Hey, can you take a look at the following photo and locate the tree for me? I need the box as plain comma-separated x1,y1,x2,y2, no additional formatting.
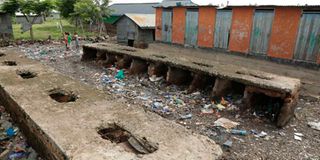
56,0,77,18
73,0,110,35
1,0,55,40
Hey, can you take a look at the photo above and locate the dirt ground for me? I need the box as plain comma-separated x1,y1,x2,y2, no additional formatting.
1,41,320,160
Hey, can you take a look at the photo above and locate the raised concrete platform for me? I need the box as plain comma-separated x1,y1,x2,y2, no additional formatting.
82,43,301,127
0,51,222,159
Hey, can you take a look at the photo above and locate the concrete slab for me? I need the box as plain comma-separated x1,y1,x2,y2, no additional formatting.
83,43,301,95
0,51,222,159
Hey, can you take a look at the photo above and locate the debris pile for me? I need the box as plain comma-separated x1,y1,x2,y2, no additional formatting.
0,106,40,160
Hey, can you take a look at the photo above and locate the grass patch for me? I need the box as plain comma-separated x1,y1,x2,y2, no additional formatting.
13,19,98,40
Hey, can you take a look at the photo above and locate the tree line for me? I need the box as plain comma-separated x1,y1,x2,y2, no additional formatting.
1,0,111,40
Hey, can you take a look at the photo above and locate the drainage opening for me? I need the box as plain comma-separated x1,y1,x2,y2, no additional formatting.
152,54,166,59
0,53,5,57
3,61,17,66
192,62,213,68
98,124,158,154
252,93,284,122
16,70,37,79
49,88,78,103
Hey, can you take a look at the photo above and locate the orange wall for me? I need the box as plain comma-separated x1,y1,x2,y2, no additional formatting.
198,7,216,48
229,7,254,53
155,8,162,41
172,7,186,44
268,7,301,59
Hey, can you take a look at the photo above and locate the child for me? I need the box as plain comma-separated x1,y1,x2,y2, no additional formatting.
64,32,68,51
73,32,80,50
67,32,72,50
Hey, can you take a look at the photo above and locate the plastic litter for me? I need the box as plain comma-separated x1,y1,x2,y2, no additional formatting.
231,129,248,136
115,69,125,80
214,118,239,129
216,104,226,111
308,122,320,131
149,75,163,82
255,131,268,138
180,113,192,120
223,140,233,147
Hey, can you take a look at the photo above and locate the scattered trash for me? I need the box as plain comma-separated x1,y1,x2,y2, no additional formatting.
223,140,233,148
115,69,125,80
216,104,226,111
294,133,303,141
294,135,302,141
255,131,268,138
149,75,163,82
201,104,214,114
214,118,239,130
308,122,320,131
231,129,248,136
0,106,39,159
180,113,193,120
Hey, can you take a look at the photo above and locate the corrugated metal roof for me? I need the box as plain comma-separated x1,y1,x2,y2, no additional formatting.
193,0,320,7
109,3,158,15
123,13,155,29
155,0,196,7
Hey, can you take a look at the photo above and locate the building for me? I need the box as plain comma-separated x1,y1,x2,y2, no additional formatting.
104,3,158,36
0,0,13,40
155,0,320,66
115,14,155,47
15,13,44,24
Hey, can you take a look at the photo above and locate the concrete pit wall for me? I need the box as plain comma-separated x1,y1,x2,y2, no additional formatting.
0,51,222,159
82,43,301,127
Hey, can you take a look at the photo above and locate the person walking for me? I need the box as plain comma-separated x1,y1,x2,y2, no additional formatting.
67,32,72,50
73,32,80,50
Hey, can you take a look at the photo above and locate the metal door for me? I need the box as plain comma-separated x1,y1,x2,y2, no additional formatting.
185,9,199,46
214,10,232,49
250,10,274,55
294,12,320,62
162,9,172,43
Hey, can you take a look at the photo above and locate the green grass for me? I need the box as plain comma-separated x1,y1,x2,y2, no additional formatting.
13,19,97,40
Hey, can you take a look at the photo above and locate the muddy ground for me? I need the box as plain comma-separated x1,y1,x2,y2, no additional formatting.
1,41,320,160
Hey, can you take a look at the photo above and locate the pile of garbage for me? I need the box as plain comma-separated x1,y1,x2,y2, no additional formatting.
0,106,40,160
18,41,84,63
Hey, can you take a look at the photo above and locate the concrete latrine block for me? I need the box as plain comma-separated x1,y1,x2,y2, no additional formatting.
81,43,301,127
115,55,132,69
166,67,192,85
211,78,232,97
81,46,97,61
147,62,168,77
0,51,223,160
188,73,213,93
129,58,148,74
243,86,299,127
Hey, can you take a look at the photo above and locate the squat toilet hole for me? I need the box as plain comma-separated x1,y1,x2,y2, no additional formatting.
3,61,17,66
49,88,78,103
98,124,158,154
16,70,37,79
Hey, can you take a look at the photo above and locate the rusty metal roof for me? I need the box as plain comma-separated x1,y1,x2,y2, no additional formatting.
194,0,320,7
124,14,155,29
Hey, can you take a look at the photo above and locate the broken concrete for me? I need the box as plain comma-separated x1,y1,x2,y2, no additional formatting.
0,51,222,159
81,43,301,127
